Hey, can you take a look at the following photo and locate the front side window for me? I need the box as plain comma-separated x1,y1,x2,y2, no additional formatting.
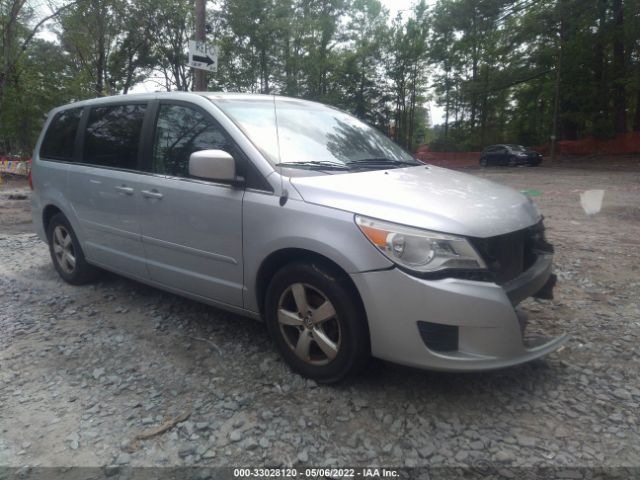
40,108,83,161
152,104,230,177
83,104,146,169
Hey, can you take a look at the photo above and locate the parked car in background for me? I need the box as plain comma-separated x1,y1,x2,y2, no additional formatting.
480,144,543,167
31,92,565,383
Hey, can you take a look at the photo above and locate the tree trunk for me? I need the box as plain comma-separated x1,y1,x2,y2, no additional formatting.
356,56,365,119
407,63,418,150
284,35,292,95
469,9,479,131
557,9,578,141
592,0,609,136
612,0,627,133
634,87,640,131
444,68,450,140
94,0,106,96
480,65,489,146
259,47,269,93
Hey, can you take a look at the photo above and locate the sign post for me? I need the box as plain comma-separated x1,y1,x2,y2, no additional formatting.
193,0,207,90
188,40,218,74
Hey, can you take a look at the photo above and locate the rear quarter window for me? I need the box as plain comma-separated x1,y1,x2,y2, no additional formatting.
83,104,146,170
40,108,83,161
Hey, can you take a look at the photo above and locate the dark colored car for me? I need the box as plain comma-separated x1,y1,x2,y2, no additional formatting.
480,144,542,167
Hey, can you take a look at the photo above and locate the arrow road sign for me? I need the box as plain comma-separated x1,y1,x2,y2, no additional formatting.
192,54,215,66
188,40,218,72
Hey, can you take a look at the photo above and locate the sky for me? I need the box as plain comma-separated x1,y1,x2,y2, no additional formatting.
381,0,424,18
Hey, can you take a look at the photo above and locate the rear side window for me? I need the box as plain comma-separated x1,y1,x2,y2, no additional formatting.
83,104,146,169
40,108,82,161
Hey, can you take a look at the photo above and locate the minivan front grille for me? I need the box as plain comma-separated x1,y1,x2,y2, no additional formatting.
469,221,553,285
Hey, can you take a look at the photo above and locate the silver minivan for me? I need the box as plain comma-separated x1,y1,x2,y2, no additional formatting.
31,92,567,382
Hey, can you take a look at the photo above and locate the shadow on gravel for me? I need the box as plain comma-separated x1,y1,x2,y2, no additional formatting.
55,268,565,408
355,358,560,394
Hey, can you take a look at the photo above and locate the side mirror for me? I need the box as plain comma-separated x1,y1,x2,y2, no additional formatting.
188,149,243,184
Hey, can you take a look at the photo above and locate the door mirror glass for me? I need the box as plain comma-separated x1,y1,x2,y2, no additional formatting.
189,149,237,182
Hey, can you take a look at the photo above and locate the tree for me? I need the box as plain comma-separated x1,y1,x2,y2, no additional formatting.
1,0,84,152
385,2,430,149
56,0,156,96
143,0,193,91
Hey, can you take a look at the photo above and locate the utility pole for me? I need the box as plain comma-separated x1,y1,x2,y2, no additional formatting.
194,0,207,91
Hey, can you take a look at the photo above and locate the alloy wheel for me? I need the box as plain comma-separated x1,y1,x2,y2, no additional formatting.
52,225,76,274
277,283,341,366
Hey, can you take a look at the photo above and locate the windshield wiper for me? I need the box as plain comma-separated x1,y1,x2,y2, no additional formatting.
346,157,422,169
275,161,350,171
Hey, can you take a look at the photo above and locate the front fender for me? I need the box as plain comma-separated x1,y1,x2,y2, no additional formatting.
242,191,392,313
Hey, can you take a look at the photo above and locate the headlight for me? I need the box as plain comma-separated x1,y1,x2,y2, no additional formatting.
355,215,486,273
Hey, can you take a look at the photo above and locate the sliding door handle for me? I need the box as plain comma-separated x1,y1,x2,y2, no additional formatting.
141,189,163,199
114,185,134,195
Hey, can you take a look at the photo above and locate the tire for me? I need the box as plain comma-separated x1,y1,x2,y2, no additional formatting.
508,156,517,167
480,157,488,167
264,261,370,383
47,213,99,285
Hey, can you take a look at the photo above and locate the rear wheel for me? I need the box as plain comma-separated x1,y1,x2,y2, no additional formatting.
480,157,488,167
47,213,99,285
264,261,369,383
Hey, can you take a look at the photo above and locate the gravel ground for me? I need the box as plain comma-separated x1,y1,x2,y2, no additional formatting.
0,162,639,471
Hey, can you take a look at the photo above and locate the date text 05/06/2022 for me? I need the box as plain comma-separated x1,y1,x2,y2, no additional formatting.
233,467,399,478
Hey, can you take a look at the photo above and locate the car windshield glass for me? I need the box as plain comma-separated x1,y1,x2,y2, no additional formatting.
507,144,526,151
213,98,419,169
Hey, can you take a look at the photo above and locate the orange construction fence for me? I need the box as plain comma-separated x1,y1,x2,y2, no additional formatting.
415,132,640,167
532,132,640,156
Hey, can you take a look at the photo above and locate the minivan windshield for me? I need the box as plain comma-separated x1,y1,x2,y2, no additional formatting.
213,98,420,171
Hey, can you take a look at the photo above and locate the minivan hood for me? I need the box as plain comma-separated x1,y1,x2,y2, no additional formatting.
290,165,540,238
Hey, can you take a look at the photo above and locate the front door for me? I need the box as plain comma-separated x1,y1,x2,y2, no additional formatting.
137,102,245,307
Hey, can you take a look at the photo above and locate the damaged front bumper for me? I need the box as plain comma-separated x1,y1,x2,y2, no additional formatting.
350,252,568,372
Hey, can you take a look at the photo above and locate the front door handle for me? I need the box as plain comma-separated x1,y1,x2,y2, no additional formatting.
141,189,163,199
115,185,134,195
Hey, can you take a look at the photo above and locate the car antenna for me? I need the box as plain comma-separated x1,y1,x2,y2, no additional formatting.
273,93,288,206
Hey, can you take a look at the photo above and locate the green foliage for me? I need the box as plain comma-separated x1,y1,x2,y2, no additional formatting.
428,0,640,150
2,0,639,155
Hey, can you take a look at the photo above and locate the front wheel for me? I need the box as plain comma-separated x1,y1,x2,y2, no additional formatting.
264,262,370,383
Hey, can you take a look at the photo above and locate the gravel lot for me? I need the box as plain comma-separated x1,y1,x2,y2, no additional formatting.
1,161,639,472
